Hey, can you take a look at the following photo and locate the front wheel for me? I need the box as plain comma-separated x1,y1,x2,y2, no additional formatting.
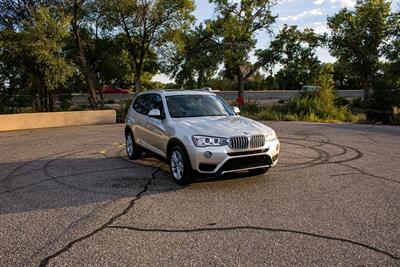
248,167,269,175
169,145,192,185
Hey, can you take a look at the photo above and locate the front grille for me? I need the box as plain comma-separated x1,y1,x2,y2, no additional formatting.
229,134,265,150
229,136,249,150
250,135,265,148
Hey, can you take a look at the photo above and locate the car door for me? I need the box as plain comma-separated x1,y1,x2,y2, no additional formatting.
131,94,152,148
140,93,169,158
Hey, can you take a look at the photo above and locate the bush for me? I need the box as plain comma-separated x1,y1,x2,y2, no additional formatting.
368,88,400,111
390,106,400,125
115,99,132,123
206,79,234,91
350,97,364,109
335,96,350,107
240,99,261,114
241,65,365,123
58,94,72,110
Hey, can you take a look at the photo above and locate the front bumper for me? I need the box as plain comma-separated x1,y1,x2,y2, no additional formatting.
187,139,280,175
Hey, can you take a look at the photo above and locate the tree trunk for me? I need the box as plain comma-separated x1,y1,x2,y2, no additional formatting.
197,69,205,88
72,0,98,109
134,71,141,94
49,91,54,112
236,67,245,106
134,60,144,93
362,74,371,102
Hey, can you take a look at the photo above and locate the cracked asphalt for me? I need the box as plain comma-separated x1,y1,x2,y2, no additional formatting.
0,122,399,266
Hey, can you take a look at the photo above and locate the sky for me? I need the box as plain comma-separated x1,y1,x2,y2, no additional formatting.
154,0,400,83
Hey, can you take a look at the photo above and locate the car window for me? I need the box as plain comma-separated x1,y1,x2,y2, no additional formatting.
166,95,235,118
133,94,152,115
149,94,165,117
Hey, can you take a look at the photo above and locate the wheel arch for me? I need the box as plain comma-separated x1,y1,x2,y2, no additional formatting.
125,125,132,137
167,138,187,158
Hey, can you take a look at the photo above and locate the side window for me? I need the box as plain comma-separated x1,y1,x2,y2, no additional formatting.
133,94,152,115
150,94,165,117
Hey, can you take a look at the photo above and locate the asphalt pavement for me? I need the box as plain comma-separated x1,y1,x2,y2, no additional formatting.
0,122,399,266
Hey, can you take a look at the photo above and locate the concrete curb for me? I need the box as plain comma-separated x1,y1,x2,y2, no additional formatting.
0,110,116,132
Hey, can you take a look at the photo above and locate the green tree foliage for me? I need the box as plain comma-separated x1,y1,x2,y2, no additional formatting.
168,23,222,89
210,0,276,97
261,25,324,90
100,0,195,93
327,0,393,101
1,6,74,112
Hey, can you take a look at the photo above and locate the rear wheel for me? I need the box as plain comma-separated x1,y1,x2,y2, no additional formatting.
126,131,142,160
248,167,269,175
169,145,192,185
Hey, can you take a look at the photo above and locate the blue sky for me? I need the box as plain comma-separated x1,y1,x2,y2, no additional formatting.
154,0,400,83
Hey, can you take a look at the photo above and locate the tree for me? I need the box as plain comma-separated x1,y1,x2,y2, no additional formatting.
100,0,195,93
262,25,324,90
23,7,75,111
327,0,392,101
0,5,74,112
384,8,400,87
168,23,222,88
68,0,101,109
210,0,276,101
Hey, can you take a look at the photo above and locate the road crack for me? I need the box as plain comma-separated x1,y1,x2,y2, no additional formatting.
106,225,400,260
38,167,161,267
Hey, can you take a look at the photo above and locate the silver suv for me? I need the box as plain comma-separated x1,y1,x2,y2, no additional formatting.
125,90,280,185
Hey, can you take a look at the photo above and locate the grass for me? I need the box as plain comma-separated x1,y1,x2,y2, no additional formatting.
241,104,365,123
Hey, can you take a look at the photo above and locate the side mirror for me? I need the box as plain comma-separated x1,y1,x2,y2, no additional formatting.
148,109,162,118
233,106,240,114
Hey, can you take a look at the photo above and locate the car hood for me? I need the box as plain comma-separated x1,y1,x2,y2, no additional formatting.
174,116,274,137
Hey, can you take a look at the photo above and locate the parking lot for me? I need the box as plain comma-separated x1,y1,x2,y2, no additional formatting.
0,122,399,266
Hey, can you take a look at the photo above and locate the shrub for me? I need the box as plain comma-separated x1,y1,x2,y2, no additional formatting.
335,96,350,107
241,65,364,123
115,99,132,123
350,97,364,109
240,99,261,114
391,106,400,125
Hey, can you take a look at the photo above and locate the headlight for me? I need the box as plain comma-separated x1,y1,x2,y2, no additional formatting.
266,130,277,141
192,135,228,147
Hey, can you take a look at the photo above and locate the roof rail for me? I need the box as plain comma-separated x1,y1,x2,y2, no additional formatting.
191,87,213,92
161,88,216,93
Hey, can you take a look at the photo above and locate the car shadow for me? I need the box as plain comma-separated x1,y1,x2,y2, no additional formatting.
0,151,264,215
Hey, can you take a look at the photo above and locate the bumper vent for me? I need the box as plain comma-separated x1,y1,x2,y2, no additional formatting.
229,135,265,150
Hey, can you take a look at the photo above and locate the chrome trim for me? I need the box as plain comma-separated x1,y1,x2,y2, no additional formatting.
229,134,265,150
250,135,265,148
229,136,249,150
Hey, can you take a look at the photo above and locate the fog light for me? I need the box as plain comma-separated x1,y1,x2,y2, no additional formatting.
204,151,212,159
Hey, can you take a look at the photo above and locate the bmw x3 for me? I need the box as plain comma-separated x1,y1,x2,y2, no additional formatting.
125,89,280,184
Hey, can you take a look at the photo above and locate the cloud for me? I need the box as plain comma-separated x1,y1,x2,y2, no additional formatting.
313,0,325,5
329,0,356,8
311,21,330,34
278,8,325,22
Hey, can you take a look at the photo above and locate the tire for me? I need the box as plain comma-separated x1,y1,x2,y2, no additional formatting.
248,167,269,175
125,130,142,160
169,144,192,185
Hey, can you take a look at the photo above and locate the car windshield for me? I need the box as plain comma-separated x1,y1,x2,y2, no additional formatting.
166,95,235,118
